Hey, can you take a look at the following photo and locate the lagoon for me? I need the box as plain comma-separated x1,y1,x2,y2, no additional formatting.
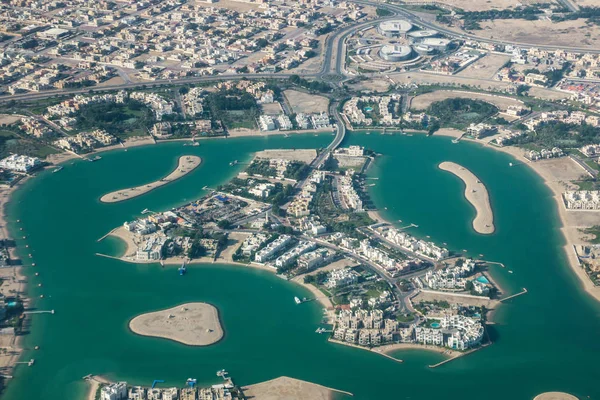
3,133,600,400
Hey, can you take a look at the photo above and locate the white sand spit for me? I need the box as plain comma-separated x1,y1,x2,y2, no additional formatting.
439,161,495,234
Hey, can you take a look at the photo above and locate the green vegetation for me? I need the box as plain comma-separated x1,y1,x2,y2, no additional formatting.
75,99,154,139
376,8,393,17
459,6,544,23
311,176,374,235
283,161,310,181
205,89,259,130
427,98,498,130
289,75,332,93
0,127,58,159
246,160,276,177
551,7,600,25
516,121,599,148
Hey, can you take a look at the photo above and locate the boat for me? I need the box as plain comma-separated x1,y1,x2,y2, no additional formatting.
229,160,238,166
52,166,63,173
141,208,149,214
216,369,228,377
92,156,102,161
294,296,302,304
178,263,186,276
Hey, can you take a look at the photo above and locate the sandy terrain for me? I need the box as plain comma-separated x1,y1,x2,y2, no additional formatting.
402,0,554,11
410,90,524,112
412,290,499,309
457,54,512,80
533,393,578,400
389,72,569,102
375,342,461,358
283,90,330,114
0,114,23,125
439,161,495,234
477,19,600,49
242,376,350,400
261,102,283,115
255,149,317,163
100,155,201,203
347,77,391,93
129,302,223,346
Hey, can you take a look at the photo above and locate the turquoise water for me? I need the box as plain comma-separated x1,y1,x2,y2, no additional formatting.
2,132,600,400
477,276,490,284
430,322,441,329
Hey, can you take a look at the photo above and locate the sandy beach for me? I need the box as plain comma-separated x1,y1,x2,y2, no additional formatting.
129,302,223,346
375,342,461,358
100,155,201,203
439,161,495,234
434,130,600,302
242,376,352,400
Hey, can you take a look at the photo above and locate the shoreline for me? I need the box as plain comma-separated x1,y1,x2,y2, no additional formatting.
45,128,334,167
438,161,495,235
100,155,201,203
434,130,600,303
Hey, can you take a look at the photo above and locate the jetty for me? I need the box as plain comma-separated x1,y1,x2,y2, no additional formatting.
500,288,528,302
23,310,54,315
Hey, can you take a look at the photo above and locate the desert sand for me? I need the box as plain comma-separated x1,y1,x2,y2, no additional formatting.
242,376,351,400
129,302,223,346
100,155,201,203
255,149,318,164
439,161,495,234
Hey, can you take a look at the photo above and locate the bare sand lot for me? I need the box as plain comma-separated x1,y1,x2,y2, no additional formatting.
457,54,512,80
390,72,569,101
439,161,495,234
410,90,524,112
283,90,330,114
261,102,283,115
477,19,600,49
242,377,349,400
402,0,555,11
100,155,201,203
346,77,391,93
255,149,317,163
413,290,499,308
129,302,223,346
0,114,23,125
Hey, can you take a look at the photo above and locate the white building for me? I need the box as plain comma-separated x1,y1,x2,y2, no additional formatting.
325,267,359,288
259,115,276,131
101,382,128,400
0,154,41,173
254,235,292,263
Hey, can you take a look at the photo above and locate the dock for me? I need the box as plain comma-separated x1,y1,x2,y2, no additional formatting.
23,310,54,315
499,288,528,302
428,343,491,369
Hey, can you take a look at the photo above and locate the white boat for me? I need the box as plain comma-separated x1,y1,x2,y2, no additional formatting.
294,296,302,304
52,167,63,173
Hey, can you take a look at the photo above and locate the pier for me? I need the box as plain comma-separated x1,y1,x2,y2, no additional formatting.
23,310,54,315
15,359,34,367
97,227,117,242
315,327,333,334
500,288,528,302
428,343,491,369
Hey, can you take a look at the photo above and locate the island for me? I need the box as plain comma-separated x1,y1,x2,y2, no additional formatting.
439,162,495,235
100,155,201,203
128,302,223,346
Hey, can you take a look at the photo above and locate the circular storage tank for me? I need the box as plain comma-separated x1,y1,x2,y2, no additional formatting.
379,45,413,62
414,44,435,55
377,20,413,38
407,29,439,39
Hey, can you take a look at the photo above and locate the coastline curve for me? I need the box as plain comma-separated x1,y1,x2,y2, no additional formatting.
439,161,495,235
100,155,201,203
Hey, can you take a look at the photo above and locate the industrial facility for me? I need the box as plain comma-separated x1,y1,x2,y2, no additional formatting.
377,19,413,38
379,45,414,62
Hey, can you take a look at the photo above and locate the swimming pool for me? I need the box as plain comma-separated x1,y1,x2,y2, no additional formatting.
476,276,490,284
364,107,373,112
7,301,17,307
430,322,441,328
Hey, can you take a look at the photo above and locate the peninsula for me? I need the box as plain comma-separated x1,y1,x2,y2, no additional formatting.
439,162,495,235
128,302,223,346
100,156,201,203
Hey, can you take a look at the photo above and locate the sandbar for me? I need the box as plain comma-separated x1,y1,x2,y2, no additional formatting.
242,376,352,400
439,161,495,234
100,155,201,203
534,393,578,400
129,302,223,346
